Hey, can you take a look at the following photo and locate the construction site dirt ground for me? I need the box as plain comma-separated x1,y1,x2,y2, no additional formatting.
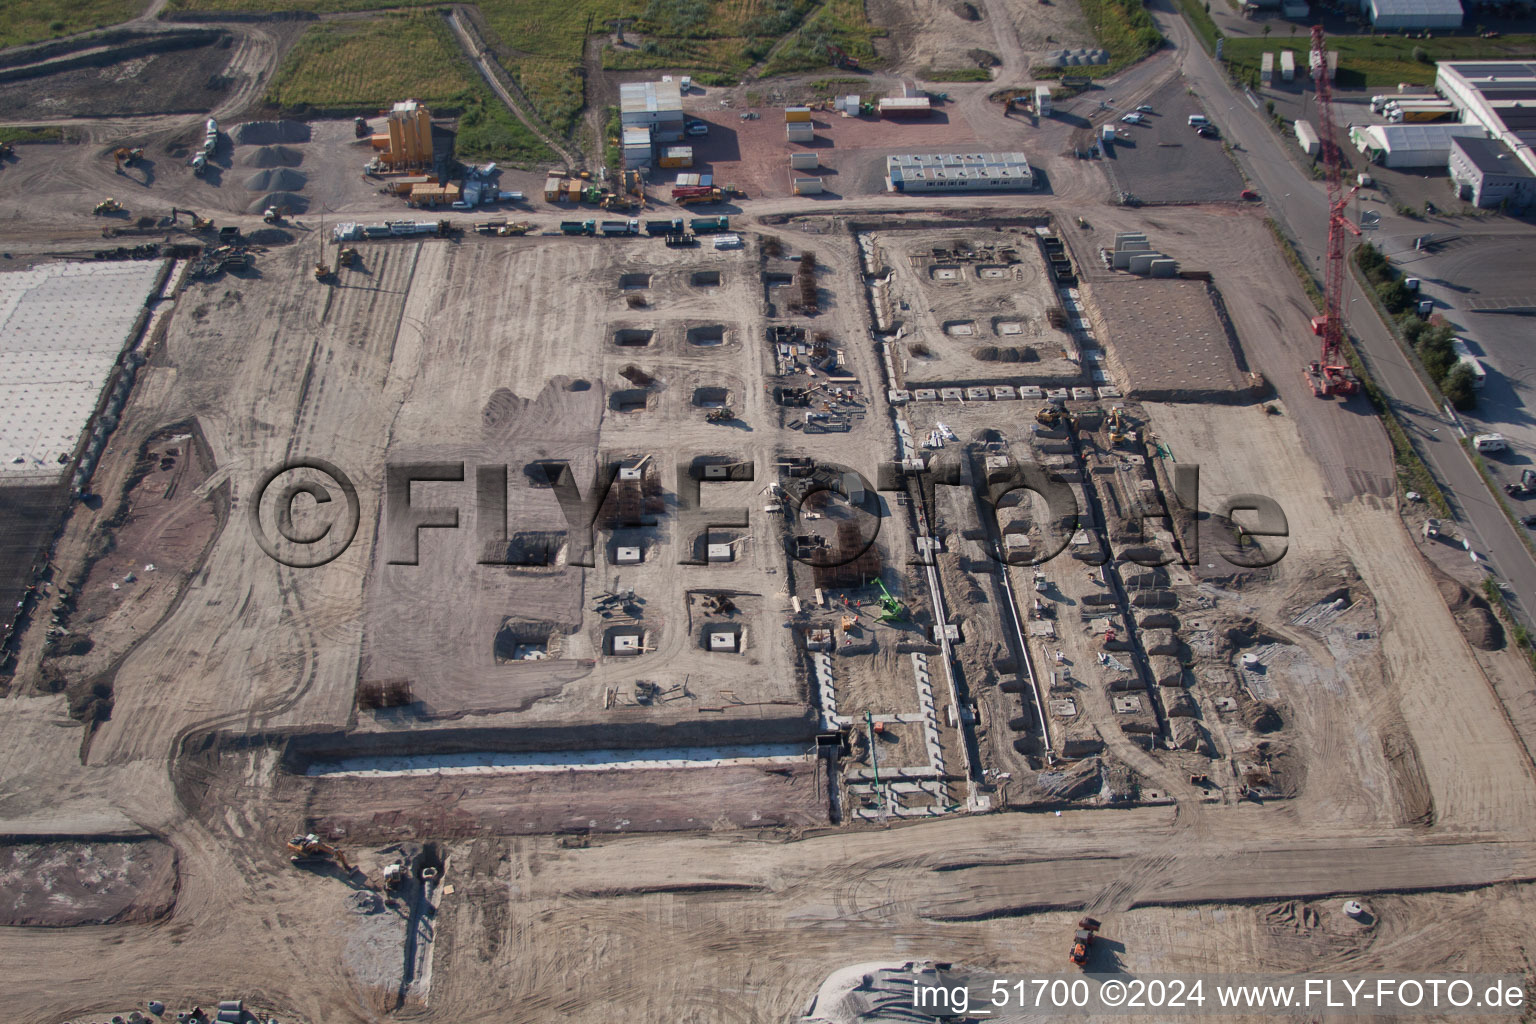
0,201,1531,1021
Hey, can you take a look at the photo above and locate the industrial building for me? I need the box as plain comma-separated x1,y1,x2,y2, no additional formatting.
885,153,1034,193
619,80,684,143
1350,122,1487,167
370,99,434,171
1449,135,1536,207
1362,0,1462,28
1436,61,1536,177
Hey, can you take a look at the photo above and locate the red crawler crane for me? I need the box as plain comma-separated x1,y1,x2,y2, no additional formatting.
1303,24,1361,399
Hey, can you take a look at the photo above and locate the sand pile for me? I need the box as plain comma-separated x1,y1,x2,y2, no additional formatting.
241,145,304,168
232,120,311,145
243,168,306,192
247,192,309,216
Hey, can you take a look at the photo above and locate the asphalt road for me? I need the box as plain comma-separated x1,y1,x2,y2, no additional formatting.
1145,0,1536,628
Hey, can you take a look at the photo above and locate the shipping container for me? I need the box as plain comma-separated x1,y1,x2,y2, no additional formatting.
785,106,812,122
545,176,564,201
1293,119,1321,156
690,216,729,233
789,151,819,170
791,176,823,195
659,146,694,168
1035,85,1053,115
1280,50,1295,81
387,175,433,195
712,234,743,249
1261,52,1275,84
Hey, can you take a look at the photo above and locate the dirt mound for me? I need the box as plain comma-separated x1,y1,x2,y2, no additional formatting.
1243,702,1283,733
244,227,293,246
243,167,306,192
247,192,308,216
952,1,982,19
240,144,303,168
1432,573,1505,650
232,119,310,145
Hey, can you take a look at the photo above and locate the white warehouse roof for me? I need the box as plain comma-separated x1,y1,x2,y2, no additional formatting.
0,261,165,482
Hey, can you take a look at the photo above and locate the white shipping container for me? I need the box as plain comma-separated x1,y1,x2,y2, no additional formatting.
789,151,819,170
1294,119,1321,156
1280,50,1296,81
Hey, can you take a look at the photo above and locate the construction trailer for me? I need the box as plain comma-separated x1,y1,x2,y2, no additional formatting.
1261,52,1275,84
791,175,824,195
789,151,820,170
879,97,933,118
622,125,653,169
1294,119,1321,156
386,175,433,196
409,183,461,207
785,106,812,123
1280,50,1296,81
690,215,729,233
659,146,693,168
1035,85,1053,115
886,152,1034,192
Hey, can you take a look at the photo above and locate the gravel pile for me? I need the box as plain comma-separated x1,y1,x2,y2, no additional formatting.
240,145,304,168
232,120,311,145
243,168,307,192
247,192,309,216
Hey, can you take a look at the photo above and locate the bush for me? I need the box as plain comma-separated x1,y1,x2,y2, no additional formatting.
1356,241,1387,278
1442,363,1478,409
1412,45,1430,63
1377,277,1414,314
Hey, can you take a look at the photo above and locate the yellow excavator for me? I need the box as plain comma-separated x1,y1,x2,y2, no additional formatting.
1035,400,1073,430
93,198,124,215
287,833,353,872
1107,405,1131,444
112,147,144,173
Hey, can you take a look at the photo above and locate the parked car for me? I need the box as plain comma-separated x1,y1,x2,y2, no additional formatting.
1136,104,1154,113
1120,113,1145,125
1196,125,1219,138
1521,514,1536,529
687,123,709,136
1188,113,1209,126
1241,189,1260,200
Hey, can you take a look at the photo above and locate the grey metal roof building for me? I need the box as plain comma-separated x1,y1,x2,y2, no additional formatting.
1365,0,1463,28
619,80,684,142
1449,135,1536,207
886,152,1034,193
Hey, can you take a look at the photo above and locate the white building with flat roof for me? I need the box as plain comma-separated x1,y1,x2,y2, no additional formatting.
1436,60,1536,177
1350,122,1487,167
886,152,1034,193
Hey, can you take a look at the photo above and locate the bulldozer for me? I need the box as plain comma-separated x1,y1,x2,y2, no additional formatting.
705,406,734,423
338,246,359,268
314,260,333,282
93,198,124,216
287,833,353,872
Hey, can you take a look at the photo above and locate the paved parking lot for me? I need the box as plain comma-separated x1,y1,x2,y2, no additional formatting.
1102,78,1246,203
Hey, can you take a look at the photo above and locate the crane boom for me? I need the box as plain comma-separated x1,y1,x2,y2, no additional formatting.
1302,25,1361,398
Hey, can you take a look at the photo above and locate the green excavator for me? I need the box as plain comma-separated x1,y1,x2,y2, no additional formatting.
874,579,906,623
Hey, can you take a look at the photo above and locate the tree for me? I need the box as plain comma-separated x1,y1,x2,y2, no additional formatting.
1412,45,1430,64
1290,23,1298,37
1442,363,1478,410
1262,23,1272,38
1417,332,1455,382
1355,241,1386,277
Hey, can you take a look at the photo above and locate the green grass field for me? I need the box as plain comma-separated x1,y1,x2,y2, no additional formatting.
0,126,66,144
0,0,148,48
1034,0,1161,79
265,14,552,165
172,0,881,135
264,14,481,111
1225,33,1536,88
